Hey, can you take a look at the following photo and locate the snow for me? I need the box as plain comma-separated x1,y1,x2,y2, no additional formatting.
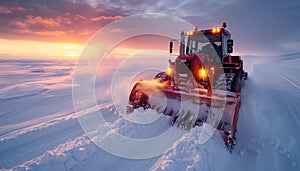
1,53,300,170
151,127,229,171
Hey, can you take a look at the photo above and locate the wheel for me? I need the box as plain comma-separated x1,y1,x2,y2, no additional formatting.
230,74,241,93
214,73,241,93
243,72,248,80
214,73,233,92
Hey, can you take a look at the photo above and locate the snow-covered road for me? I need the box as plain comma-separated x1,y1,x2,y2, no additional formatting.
0,53,299,170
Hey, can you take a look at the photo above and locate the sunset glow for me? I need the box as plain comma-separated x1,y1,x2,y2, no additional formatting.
0,39,83,59
0,0,299,59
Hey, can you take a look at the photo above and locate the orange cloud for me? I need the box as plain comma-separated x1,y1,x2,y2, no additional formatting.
74,14,86,20
110,28,123,33
0,1,125,45
8,15,66,39
90,15,123,22
14,29,66,36
33,31,66,36
11,5,27,12
24,15,60,27
0,6,12,14
10,15,61,29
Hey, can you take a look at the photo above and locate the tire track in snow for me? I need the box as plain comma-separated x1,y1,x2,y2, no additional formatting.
257,65,300,169
268,68,300,90
266,67,300,126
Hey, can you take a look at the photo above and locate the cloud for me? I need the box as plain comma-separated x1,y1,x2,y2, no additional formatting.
213,0,300,55
0,0,236,44
90,15,123,22
0,0,299,55
90,0,300,55
16,30,67,36
110,28,123,33
24,15,60,27
0,0,125,43
0,6,12,14
93,0,236,17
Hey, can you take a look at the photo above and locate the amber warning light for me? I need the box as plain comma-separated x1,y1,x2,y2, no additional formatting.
212,28,221,34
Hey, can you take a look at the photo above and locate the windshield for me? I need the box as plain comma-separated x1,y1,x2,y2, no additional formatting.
186,33,222,58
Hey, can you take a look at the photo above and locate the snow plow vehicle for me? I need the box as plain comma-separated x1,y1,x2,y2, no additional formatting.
127,22,247,151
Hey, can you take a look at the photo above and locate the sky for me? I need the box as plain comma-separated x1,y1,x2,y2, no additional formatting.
0,0,299,59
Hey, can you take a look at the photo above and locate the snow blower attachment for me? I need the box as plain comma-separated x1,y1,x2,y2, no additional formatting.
127,22,247,152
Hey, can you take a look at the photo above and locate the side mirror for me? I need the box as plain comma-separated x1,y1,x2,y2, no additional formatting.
227,39,233,53
169,41,173,54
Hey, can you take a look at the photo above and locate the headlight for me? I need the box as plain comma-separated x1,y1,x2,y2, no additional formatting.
199,68,207,79
166,67,172,76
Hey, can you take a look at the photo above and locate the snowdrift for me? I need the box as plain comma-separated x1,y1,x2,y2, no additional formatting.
1,53,300,170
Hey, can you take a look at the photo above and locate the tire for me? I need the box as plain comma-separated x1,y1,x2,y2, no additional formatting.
214,73,233,92
214,73,241,93
230,74,241,93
